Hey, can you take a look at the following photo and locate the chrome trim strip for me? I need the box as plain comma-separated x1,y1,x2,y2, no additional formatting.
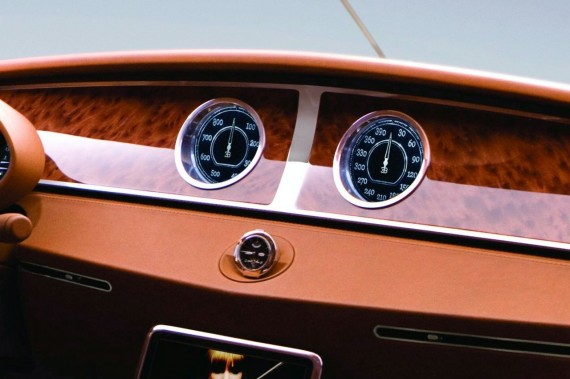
272,86,322,208
37,179,570,252
286,86,322,163
19,261,112,292
374,325,570,358
269,161,311,210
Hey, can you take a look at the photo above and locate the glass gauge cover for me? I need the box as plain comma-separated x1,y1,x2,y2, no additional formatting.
0,132,10,181
333,111,430,208
234,230,279,278
175,98,265,189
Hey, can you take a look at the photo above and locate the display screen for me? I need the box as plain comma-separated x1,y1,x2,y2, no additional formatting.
137,326,322,379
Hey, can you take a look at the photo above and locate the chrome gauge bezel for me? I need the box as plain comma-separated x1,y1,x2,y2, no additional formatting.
333,110,431,209
175,98,266,190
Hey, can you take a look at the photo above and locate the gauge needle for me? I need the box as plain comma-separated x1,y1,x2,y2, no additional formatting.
225,118,236,158
381,132,392,174
256,362,284,379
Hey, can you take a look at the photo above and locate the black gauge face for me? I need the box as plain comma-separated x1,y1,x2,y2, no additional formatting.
0,133,10,181
237,235,272,271
175,99,265,189
334,111,430,208
233,230,278,278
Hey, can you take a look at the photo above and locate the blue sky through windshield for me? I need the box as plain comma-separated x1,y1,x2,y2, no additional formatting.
1,0,568,83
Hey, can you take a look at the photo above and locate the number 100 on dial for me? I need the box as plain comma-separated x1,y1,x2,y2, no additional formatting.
333,111,430,208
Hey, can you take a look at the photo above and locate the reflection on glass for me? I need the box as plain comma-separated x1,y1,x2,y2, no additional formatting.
208,350,244,379
206,349,287,379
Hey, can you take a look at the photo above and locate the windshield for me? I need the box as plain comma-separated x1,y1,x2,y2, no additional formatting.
1,0,569,84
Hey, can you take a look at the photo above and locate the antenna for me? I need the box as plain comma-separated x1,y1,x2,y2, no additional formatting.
340,0,386,58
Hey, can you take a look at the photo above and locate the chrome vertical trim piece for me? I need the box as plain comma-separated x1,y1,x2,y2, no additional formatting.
271,86,322,209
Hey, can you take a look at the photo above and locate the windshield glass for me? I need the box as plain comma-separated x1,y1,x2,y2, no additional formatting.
1,0,569,84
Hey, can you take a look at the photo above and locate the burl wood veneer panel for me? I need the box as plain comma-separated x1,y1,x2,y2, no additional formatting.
0,86,298,203
311,92,570,195
1,86,296,159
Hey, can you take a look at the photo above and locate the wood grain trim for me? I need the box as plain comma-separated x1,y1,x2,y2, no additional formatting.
0,51,570,106
311,92,570,195
0,86,296,159
301,92,570,244
297,169,570,243
0,85,297,203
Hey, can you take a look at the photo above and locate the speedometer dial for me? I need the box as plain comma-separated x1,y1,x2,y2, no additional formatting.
175,99,265,189
0,132,10,182
333,111,430,208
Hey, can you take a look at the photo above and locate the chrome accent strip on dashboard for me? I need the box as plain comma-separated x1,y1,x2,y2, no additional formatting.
287,86,322,163
37,179,570,252
374,325,570,358
19,261,112,292
269,161,311,210
272,86,322,209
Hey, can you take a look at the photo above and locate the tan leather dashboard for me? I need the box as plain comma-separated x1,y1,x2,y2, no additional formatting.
18,192,570,324
1,51,570,378
13,191,570,378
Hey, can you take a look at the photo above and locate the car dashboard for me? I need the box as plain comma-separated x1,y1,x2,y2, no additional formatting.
0,51,570,378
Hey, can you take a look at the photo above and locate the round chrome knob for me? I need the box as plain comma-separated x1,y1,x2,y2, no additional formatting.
234,230,278,278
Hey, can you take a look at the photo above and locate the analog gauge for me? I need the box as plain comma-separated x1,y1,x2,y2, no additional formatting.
234,230,279,278
0,132,10,181
175,99,265,189
333,111,430,208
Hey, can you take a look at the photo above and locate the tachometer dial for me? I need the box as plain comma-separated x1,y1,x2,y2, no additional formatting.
333,111,430,208
175,99,265,189
0,132,10,181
